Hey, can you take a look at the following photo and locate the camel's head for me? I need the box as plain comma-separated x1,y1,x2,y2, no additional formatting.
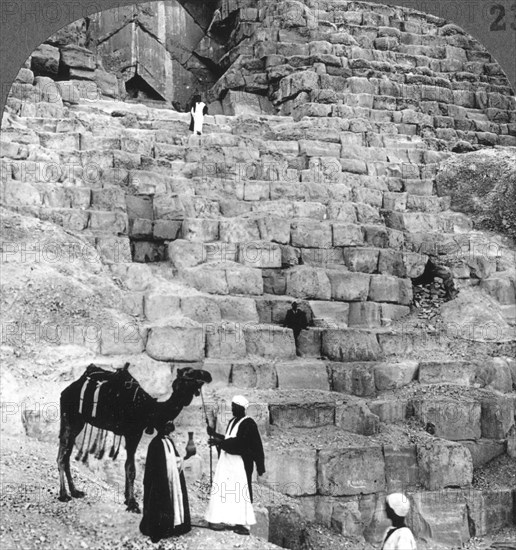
172,367,212,399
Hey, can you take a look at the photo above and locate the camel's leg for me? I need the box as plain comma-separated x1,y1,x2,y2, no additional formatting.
124,433,142,513
58,413,85,501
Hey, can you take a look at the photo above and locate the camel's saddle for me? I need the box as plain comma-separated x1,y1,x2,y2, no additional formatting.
78,363,154,426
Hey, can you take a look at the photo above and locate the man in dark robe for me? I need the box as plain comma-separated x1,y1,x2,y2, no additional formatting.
140,421,191,543
205,395,265,535
284,301,308,355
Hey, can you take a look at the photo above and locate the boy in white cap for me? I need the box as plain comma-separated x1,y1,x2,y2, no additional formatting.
381,493,417,549
205,395,265,535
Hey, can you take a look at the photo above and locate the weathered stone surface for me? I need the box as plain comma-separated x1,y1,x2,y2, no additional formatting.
286,266,331,300
335,399,379,435
369,275,412,305
31,44,60,76
238,240,282,268
144,293,180,322
374,361,419,390
180,295,221,324
332,223,364,246
348,302,381,328
60,45,96,70
167,240,204,270
462,439,505,468
260,448,317,496
205,323,247,359
291,220,332,248
327,271,371,301
146,319,204,362
383,445,419,491
368,399,407,423
343,248,379,273
380,304,410,325
418,361,474,386
230,360,276,390
244,325,296,359
412,397,481,441
100,311,146,355
276,360,329,391
317,447,385,496
322,330,382,362
329,362,376,397
270,402,334,428
480,395,515,439
309,300,349,327
408,490,471,547
212,295,259,323
417,440,473,490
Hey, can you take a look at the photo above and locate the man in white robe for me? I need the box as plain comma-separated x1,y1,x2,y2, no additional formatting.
381,493,417,550
205,395,265,535
189,94,208,135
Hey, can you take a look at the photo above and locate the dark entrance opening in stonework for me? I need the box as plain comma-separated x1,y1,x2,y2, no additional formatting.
125,73,167,102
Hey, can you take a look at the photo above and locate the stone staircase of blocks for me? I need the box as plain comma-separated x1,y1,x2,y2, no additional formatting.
2,90,515,547
2,0,516,544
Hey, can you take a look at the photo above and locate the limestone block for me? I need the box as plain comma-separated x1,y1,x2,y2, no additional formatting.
276,360,329,391
374,361,419,390
286,266,332,300
461,440,505,468
480,395,515,439
409,491,471,547
167,240,204,270
475,357,514,393
317,447,385,496
297,328,323,357
348,302,382,328
226,264,264,295
126,195,153,220
146,320,204,362
368,399,407,423
335,399,379,435
212,296,259,323
100,311,146,355
418,361,474,386
332,224,364,246
260,448,317,496
383,445,419,491
327,271,371,301
182,263,229,295
205,324,247,359
230,360,276,390
327,202,358,223
309,300,349,326
412,397,481,441
153,220,182,240
343,248,379,273
369,275,412,305
219,218,260,242
181,295,221,324
95,236,131,263
238,241,282,268
329,362,376,397
256,215,291,244
322,330,383,362
181,218,219,242
416,441,473,490
144,293,181,322
291,220,332,248
31,44,59,76
60,45,95,70
152,194,186,220
244,325,296,359
270,402,334,428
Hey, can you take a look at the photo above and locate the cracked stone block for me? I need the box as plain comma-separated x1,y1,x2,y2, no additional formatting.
146,320,204,362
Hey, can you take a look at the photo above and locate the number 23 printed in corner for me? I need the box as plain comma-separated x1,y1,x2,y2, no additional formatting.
490,3,516,31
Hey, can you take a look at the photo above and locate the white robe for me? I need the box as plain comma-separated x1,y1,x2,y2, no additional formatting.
191,101,206,134
381,527,417,550
205,416,256,526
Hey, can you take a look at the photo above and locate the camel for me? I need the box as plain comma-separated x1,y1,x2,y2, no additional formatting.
57,362,212,512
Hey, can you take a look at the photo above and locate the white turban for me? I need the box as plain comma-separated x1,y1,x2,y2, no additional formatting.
386,493,410,517
232,395,249,409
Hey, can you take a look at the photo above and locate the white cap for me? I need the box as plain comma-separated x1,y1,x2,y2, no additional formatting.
386,493,410,517
232,395,249,409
